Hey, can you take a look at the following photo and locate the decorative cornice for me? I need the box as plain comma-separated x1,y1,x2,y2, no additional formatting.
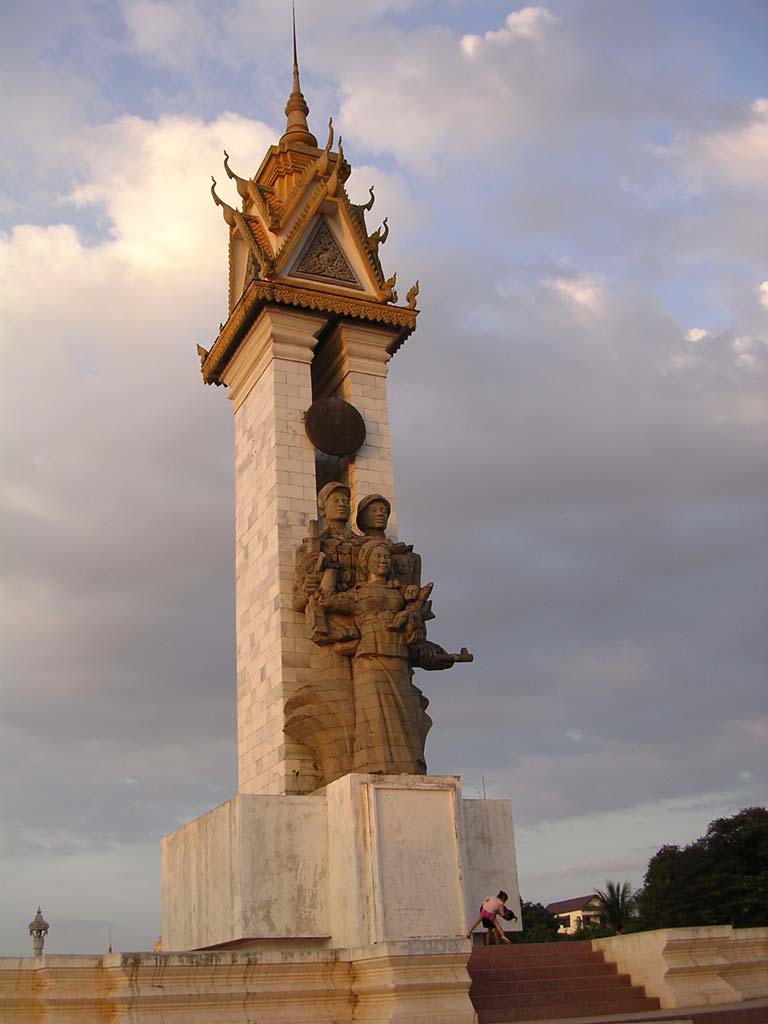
201,280,418,385
222,307,327,410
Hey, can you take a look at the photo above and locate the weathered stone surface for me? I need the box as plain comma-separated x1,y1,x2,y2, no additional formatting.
0,945,476,1024
161,794,330,950
161,773,521,953
222,306,328,796
593,925,768,1008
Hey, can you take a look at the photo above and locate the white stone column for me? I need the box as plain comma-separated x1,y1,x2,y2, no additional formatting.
221,307,328,795
314,322,400,535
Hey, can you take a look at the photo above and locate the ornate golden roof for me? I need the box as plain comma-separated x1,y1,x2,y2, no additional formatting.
202,21,419,384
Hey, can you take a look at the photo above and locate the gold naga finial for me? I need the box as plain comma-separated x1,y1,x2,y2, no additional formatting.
367,217,389,253
223,149,251,202
196,344,209,364
327,135,343,196
361,185,375,212
280,4,318,147
210,177,236,227
382,271,398,304
406,280,420,309
317,117,334,176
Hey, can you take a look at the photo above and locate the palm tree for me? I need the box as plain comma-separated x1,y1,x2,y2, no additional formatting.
594,880,636,934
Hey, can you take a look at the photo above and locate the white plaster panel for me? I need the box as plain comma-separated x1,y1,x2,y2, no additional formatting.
161,794,330,951
373,787,465,940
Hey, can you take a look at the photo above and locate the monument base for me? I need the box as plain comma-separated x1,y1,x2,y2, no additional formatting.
161,773,521,952
0,946,476,1023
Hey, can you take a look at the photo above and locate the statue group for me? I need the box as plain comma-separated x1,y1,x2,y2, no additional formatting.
287,482,472,786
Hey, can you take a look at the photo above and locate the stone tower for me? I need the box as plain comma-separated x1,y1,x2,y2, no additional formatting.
200,41,418,797
162,34,520,971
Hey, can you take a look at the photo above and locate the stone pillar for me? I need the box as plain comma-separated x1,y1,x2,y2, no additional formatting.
314,322,399,534
220,307,328,795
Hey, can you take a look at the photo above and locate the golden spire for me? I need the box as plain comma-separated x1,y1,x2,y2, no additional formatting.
280,5,318,147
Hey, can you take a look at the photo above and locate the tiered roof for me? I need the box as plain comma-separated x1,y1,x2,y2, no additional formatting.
200,23,418,385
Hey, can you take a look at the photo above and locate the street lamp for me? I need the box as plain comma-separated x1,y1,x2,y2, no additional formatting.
28,908,49,957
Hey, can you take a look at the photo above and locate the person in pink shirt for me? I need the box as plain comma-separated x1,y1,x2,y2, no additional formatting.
466,890,515,945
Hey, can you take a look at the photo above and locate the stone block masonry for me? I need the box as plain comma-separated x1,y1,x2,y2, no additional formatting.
312,321,401,535
222,306,328,795
222,307,408,795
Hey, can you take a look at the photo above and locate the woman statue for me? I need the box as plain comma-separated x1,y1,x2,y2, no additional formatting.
287,498,473,783
345,540,427,774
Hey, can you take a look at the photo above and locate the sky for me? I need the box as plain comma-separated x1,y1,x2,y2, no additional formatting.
1,0,766,955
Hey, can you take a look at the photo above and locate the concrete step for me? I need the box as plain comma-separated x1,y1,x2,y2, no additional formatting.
471,942,605,961
470,963,621,982
487,994,768,1024
480,998,662,1023
471,974,643,997
468,941,662,1024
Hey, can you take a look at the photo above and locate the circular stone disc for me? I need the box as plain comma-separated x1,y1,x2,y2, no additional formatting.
304,396,366,456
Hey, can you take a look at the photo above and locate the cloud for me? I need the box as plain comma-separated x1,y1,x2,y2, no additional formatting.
558,858,639,879
685,328,709,343
545,272,605,311
731,335,767,371
461,6,558,56
516,790,761,901
564,729,585,743
122,0,212,70
685,98,768,188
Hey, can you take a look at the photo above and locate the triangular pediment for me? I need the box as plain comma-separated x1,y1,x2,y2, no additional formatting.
214,133,402,308
289,217,362,290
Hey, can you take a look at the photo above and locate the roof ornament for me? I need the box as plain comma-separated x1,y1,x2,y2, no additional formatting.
210,177,237,227
368,216,389,253
223,150,251,202
382,271,397,304
280,4,318,147
327,136,343,197
406,280,420,309
361,186,375,212
317,117,334,176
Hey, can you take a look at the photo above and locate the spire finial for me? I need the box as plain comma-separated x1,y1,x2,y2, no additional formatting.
281,4,317,147
292,4,300,92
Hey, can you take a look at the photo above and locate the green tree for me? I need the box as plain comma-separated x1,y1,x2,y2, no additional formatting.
636,807,768,930
594,880,636,934
507,900,560,943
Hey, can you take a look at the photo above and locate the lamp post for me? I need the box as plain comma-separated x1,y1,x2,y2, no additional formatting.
28,908,49,957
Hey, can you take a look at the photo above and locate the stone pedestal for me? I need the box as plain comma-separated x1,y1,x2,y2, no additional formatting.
0,947,477,1024
161,773,520,953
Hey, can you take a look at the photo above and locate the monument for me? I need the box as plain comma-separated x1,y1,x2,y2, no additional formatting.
159,27,521,1021
6,28,768,1024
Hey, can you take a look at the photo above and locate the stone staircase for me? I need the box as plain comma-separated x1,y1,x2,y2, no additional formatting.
467,940,661,1022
